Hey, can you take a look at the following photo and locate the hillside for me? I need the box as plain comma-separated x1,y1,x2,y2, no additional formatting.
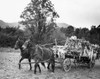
6,22,19,27
0,20,24,29
0,20,71,30
0,20,18,28
0,20,8,28
57,23,69,28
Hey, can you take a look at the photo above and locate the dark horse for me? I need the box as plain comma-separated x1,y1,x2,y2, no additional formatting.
14,38,46,71
32,45,55,74
14,38,32,70
22,40,54,74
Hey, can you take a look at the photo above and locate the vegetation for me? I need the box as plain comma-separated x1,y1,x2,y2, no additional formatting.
0,26,24,47
0,0,100,47
20,0,59,44
60,25,100,46
0,22,100,47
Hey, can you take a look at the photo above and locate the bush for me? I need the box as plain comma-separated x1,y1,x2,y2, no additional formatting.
0,33,17,47
0,26,25,47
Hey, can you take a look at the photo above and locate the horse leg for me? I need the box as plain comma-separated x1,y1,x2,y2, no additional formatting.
19,57,24,69
47,62,50,70
37,64,41,73
51,60,55,72
28,58,32,70
51,55,55,72
34,61,41,74
34,63,37,74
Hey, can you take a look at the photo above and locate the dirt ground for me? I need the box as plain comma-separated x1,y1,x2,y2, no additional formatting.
0,48,100,79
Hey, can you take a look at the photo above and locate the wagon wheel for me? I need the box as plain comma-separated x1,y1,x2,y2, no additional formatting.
63,58,71,72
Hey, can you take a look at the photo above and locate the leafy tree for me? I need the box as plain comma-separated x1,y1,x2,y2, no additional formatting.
65,25,74,37
20,0,59,44
80,28,89,40
74,28,81,38
60,27,67,34
60,25,74,37
97,25,100,45
89,25,100,44
0,26,23,47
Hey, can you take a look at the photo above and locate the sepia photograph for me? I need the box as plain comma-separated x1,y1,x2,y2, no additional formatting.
0,0,100,79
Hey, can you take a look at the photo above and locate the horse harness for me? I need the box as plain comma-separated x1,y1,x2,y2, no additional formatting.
36,45,53,63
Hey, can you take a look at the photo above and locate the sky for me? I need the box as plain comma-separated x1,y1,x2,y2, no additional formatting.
0,0,100,29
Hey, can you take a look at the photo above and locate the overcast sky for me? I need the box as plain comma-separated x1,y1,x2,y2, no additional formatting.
0,0,100,29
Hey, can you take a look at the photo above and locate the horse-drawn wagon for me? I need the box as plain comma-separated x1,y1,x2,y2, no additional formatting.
52,37,98,72
14,37,99,73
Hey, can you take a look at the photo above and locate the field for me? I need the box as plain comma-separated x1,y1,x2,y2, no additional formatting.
0,48,100,79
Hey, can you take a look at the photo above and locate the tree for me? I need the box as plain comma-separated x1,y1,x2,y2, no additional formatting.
97,25,100,45
60,27,67,34
81,28,89,40
74,28,81,38
20,0,59,44
89,25,100,45
65,25,74,37
0,26,23,47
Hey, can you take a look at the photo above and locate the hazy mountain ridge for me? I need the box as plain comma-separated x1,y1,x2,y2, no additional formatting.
57,23,69,28
6,22,19,27
0,20,25,30
0,20,8,28
0,20,70,28
0,20,19,28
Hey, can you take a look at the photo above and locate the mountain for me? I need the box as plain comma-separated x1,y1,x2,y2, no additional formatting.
0,20,70,28
0,20,8,28
56,23,69,28
0,20,73,31
0,20,25,29
0,20,18,28
6,22,19,27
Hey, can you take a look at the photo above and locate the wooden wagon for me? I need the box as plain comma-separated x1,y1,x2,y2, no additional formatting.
53,38,97,72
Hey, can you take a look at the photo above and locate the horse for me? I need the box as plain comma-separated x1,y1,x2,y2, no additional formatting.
21,39,46,71
14,38,32,70
32,44,55,74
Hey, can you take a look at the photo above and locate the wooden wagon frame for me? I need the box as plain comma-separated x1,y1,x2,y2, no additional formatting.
53,38,97,72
